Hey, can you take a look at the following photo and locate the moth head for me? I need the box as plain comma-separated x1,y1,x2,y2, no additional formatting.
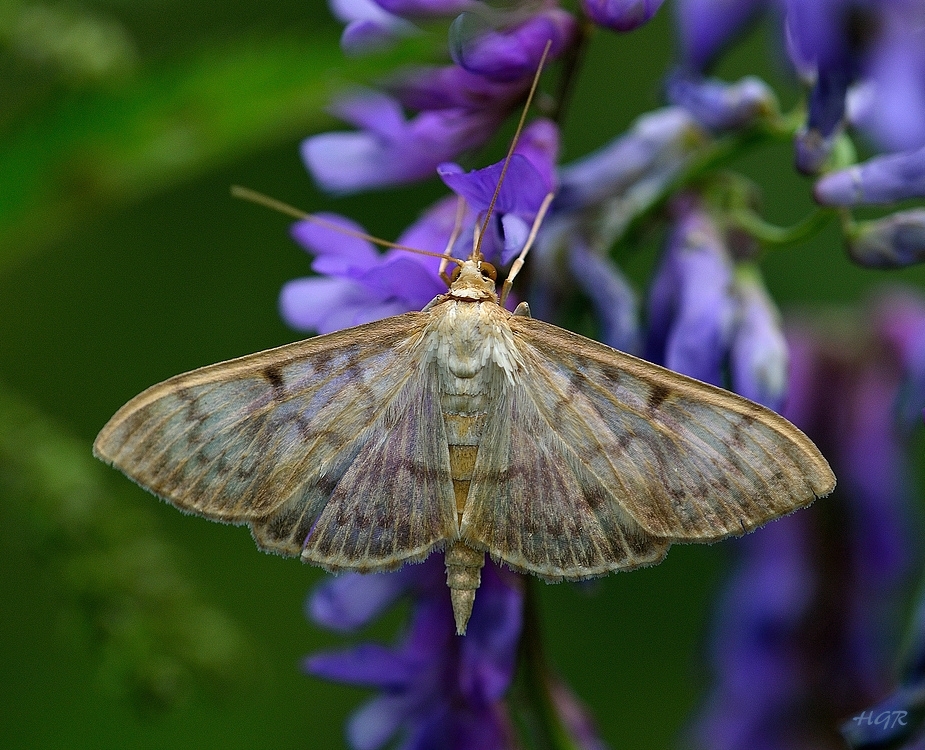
448,259,498,299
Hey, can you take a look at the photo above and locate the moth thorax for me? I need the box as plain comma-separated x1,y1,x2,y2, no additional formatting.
445,541,485,635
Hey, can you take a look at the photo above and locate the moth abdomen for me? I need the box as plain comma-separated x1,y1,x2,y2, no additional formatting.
445,541,485,635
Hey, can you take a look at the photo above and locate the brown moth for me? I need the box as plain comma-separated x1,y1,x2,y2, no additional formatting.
93,52,835,635
93,252,835,634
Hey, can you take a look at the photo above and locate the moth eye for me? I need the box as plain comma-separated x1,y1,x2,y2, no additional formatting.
450,265,462,282
480,262,497,281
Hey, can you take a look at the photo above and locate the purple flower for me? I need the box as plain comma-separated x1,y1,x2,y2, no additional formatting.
370,0,469,17
674,0,771,72
874,291,925,428
449,9,577,82
555,107,706,210
690,300,924,749
387,63,527,111
784,0,879,173
304,557,524,750
438,118,559,264
282,201,461,333
665,72,778,132
581,0,665,33
645,200,735,387
728,267,788,411
688,514,819,750
329,0,416,54
845,209,925,268
854,7,925,153
302,90,508,193
814,147,925,206
567,239,640,354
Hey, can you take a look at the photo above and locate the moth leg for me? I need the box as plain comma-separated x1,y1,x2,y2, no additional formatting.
421,295,444,312
500,191,555,305
512,301,531,318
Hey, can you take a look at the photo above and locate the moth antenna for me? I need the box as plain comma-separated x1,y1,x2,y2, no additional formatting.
500,190,555,306
440,195,469,286
473,38,553,260
231,185,464,267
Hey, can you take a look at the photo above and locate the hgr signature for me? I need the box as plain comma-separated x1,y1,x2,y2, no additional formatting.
851,710,908,730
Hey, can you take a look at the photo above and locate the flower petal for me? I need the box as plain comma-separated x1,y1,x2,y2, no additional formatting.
439,154,549,215
304,104,501,193
582,0,665,33
567,241,640,355
349,695,414,750
290,214,380,276
814,147,925,206
449,10,576,82
846,210,925,268
305,643,414,688
666,72,777,132
556,107,703,210
307,571,414,632
674,0,768,72
729,268,788,411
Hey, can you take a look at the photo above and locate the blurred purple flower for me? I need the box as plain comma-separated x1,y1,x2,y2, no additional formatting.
854,7,925,153
874,290,925,429
666,71,777,132
645,200,735,387
329,0,416,54
370,0,469,17
665,72,778,132
304,557,524,750
845,209,925,268
555,107,706,210
814,147,925,206
783,0,884,173
674,0,771,72
388,64,527,111
581,0,665,33
689,514,820,750
567,239,640,354
449,9,577,82
728,267,788,411
690,298,923,749
302,90,508,193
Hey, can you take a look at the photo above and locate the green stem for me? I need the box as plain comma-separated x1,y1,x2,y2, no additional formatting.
510,578,582,750
615,109,806,246
727,207,834,246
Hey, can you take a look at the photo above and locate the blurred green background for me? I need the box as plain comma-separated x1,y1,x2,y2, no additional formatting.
2,2,925,748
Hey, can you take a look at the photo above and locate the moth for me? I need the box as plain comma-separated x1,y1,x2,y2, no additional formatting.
93,57,835,636
94,247,835,634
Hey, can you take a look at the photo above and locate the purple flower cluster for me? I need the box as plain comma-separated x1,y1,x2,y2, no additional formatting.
278,0,925,747
303,0,577,195
689,291,925,750
645,197,788,410
284,117,559,330
305,558,609,750
305,559,522,750
670,0,925,267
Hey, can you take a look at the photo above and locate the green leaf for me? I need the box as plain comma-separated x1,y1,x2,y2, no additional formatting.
0,31,439,271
